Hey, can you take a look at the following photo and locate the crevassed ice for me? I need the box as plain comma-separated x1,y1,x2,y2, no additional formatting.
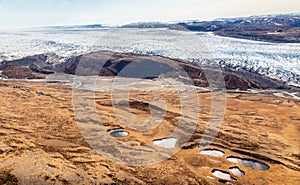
0,27,299,86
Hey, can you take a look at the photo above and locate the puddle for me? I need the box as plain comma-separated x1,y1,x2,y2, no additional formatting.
229,166,245,176
199,148,224,157
226,156,270,170
218,179,228,184
211,169,237,182
153,137,177,149
110,131,129,137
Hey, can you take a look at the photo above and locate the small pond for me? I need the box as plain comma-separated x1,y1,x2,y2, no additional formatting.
226,156,270,171
211,169,237,182
199,148,224,157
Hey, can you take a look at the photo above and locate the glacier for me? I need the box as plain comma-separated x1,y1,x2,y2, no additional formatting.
0,27,299,87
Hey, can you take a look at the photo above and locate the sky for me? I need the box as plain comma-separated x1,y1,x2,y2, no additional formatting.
0,0,299,28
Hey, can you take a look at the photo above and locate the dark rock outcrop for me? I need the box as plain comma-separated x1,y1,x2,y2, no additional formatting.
54,51,292,90
30,63,55,74
0,65,45,79
0,54,55,75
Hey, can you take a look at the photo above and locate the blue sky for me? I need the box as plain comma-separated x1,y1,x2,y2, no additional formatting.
0,0,299,28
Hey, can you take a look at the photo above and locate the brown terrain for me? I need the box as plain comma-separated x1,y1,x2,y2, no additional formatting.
0,78,299,184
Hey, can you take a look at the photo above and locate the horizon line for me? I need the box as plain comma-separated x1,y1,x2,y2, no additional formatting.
1,12,299,30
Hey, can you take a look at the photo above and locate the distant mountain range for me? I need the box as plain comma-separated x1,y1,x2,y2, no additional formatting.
45,24,104,29
39,14,300,43
121,14,300,43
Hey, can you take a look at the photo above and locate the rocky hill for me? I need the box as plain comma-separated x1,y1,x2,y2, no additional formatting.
0,51,295,90
123,14,300,43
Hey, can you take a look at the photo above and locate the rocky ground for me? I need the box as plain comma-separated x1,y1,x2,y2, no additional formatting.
0,78,299,184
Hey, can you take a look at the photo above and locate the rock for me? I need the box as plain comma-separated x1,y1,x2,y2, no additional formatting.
0,65,45,79
29,63,54,74
181,142,198,149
